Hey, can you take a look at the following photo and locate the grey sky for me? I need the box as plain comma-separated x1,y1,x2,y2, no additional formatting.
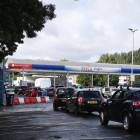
8,0,140,62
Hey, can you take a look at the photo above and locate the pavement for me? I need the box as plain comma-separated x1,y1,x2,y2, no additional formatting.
0,94,52,112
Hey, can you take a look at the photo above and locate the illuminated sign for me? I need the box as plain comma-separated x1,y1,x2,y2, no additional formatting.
9,63,32,69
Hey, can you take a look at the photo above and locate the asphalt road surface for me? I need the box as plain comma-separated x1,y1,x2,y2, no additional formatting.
0,99,140,140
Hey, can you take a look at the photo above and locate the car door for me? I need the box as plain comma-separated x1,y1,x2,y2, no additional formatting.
68,91,78,111
108,90,122,120
116,91,131,120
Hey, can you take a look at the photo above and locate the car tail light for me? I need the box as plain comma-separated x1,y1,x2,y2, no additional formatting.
101,97,104,102
54,94,58,99
19,89,22,90
78,97,83,102
132,101,140,106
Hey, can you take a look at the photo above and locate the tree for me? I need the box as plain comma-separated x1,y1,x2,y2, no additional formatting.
76,74,91,86
0,0,56,62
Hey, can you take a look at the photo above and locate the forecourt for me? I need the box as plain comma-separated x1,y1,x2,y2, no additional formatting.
0,58,140,104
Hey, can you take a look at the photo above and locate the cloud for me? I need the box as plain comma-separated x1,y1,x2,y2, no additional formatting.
8,0,140,63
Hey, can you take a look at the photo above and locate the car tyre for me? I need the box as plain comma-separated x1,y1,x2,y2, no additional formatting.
88,111,92,114
53,102,58,111
123,113,133,132
74,105,80,115
65,104,69,113
100,109,109,125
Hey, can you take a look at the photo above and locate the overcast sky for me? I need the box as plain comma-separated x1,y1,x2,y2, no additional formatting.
8,0,140,63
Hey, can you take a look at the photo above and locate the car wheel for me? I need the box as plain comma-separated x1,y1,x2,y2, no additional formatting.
65,104,69,113
123,113,133,131
53,102,58,111
100,109,109,125
74,105,80,115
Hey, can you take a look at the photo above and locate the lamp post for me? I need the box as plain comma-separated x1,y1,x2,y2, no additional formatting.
128,28,138,85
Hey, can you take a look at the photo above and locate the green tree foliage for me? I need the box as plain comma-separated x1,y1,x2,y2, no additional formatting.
77,48,140,86
76,74,91,86
0,0,56,62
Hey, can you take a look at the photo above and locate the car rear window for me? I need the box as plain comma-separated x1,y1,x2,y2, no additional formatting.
105,88,109,91
134,91,140,100
79,91,100,98
57,88,74,95
48,89,54,92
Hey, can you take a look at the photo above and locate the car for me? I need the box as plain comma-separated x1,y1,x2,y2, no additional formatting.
53,87,75,110
65,88,104,115
47,88,55,97
99,86,140,131
25,87,38,97
101,87,111,98
17,86,28,95
109,88,118,96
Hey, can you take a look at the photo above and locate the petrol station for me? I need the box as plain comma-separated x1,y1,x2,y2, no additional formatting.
1,58,140,104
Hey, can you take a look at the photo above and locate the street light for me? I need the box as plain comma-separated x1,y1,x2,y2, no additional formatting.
128,28,138,85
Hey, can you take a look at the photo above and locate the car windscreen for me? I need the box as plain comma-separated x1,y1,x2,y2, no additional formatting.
134,91,140,100
79,91,101,98
56,88,74,95
33,88,38,90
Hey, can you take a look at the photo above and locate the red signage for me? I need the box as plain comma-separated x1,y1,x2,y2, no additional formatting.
9,63,32,69
81,67,93,71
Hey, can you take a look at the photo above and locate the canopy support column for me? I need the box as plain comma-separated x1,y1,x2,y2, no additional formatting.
67,71,69,87
92,73,93,87
54,72,55,88
12,72,14,86
22,69,24,86
108,73,109,87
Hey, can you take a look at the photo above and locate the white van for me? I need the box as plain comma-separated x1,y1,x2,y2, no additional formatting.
35,78,51,89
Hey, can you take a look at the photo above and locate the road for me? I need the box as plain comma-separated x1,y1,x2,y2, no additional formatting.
0,98,140,140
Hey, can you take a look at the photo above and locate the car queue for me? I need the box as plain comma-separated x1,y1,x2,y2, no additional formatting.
4,84,140,132
52,85,140,132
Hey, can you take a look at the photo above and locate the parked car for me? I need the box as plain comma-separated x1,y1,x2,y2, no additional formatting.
17,86,29,95
65,88,104,115
53,87,75,110
100,87,140,131
26,87,38,97
47,88,55,97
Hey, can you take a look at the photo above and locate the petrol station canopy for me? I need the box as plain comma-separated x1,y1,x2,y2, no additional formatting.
5,58,140,76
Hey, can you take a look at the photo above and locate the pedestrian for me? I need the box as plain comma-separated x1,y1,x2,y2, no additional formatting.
102,86,105,97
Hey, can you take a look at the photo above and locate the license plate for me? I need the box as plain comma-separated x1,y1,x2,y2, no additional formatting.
62,100,66,102
23,91,25,93
49,92,53,94
88,101,97,104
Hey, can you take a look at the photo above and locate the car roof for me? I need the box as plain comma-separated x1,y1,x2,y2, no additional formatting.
75,88,100,92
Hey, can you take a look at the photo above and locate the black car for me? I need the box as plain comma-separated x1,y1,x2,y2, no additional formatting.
53,87,75,110
47,88,55,97
100,87,140,131
65,88,103,115
17,86,29,95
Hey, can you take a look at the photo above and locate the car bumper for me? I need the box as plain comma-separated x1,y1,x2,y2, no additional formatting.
78,103,100,112
54,99,67,107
